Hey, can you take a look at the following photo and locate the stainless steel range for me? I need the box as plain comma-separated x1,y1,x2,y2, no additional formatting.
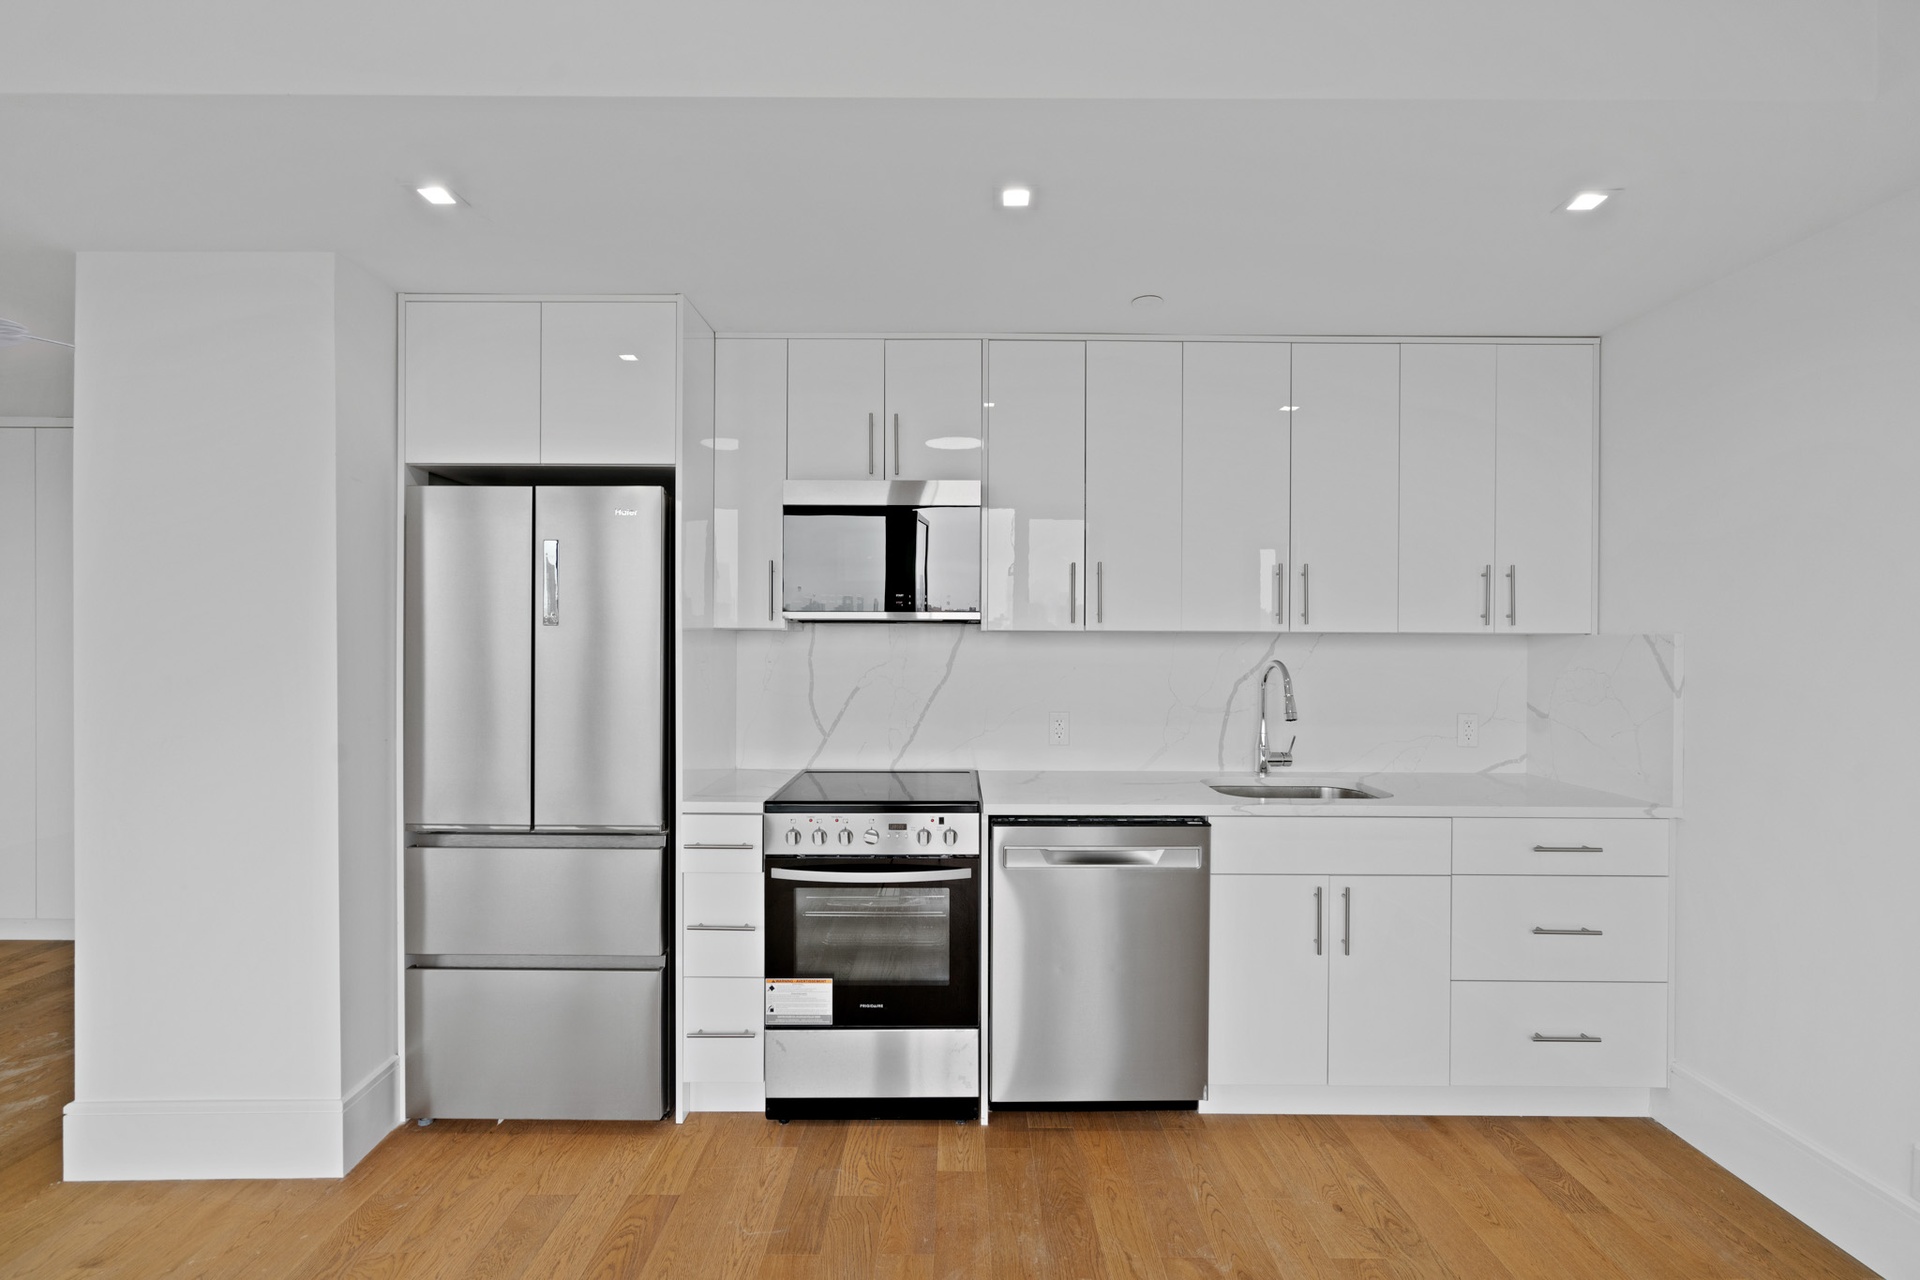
761,770,982,1120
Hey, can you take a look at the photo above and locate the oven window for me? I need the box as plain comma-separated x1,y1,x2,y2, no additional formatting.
792,886,952,984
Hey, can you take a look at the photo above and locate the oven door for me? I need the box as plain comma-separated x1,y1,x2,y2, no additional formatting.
763,855,979,1029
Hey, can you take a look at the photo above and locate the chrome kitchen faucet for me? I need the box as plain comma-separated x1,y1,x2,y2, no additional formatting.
1256,660,1298,777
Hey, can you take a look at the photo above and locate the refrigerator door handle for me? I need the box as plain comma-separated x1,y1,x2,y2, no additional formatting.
542,539,560,626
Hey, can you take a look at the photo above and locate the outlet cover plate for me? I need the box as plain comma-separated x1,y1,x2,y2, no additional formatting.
1048,711,1070,746
1456,713,1480,748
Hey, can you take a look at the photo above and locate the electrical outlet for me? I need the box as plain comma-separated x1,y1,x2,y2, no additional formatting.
1456,713,1481,748
1048,711,1070,746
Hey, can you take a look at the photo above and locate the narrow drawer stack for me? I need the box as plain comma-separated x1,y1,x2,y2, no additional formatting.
679,814,765,1101
1449,819,1669,1087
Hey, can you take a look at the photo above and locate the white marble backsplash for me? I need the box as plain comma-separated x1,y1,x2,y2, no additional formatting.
1525,632,1682,806
734,627,1535,775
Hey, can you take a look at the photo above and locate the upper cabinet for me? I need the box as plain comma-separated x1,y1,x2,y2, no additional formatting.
1399,344,1497,632
713,339,788,630
403,299,678,466
885,340,984,481
984,341,1085,631
786,339,983,481
1181,342,1291,632
1086,342,1182,631
1291,344,1401,633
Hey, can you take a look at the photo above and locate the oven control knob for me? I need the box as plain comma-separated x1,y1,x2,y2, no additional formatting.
916,828,932,846
784,828,801,846
811,829,828,846
863,829,879,845
943,827,959,846
837,828,853,845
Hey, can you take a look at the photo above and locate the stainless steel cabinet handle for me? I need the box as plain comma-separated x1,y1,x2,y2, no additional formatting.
686,923,757,932
1341,884,1351,955
1481,565,1492,626
769,560,777,622
770,867,973,884
542,540,560,626
1096,562,1104,624
1532,845,1604,853
1274,563,1285,624
1069,562,1078,624
1531,1032,1602,1044
1532,926,1604,936
1313,885,1323,956
688,1030,757,1039
892,413,901,475
685,843,755,850
1506,564,1517,626
867,412,876,475
1300,563,1311,627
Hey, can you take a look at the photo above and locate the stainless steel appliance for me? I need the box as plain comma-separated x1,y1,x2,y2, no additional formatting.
990,817,1210,1105
762,770,982,1119
403,484,669,1121
781,480,980,622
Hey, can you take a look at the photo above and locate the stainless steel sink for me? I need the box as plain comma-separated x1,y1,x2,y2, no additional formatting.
1207,782,1389,801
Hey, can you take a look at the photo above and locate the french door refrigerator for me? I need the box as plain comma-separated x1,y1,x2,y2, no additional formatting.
403,484,668,1121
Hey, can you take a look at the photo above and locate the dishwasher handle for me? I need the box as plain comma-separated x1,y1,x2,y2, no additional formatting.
1002,845,1204,869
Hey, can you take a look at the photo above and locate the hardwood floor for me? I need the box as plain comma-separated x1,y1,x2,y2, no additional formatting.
0,941,1877,1278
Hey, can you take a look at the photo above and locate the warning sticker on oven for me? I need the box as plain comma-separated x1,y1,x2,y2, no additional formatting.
766,978,833,1026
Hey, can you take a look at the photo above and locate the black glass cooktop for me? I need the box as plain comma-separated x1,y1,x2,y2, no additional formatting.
765,769,981,812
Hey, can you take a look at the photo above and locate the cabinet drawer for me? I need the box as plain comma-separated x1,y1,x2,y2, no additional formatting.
1453,877,1668,981
1451,981,1666,1087
1453,819,1667,876
682,978,764,1083
679,814,761,872
1212,817,1450,875
682,874,763,978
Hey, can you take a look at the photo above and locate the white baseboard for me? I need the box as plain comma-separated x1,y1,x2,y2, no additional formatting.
64,1055,402,1181
1656,1064,1920,1280
1202,1084,1652,1117
0,918,75,941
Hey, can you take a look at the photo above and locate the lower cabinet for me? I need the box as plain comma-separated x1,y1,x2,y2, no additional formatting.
677,813,766,1116
1451,981,1666,1087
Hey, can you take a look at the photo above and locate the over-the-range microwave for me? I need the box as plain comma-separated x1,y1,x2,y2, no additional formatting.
781,480,980,622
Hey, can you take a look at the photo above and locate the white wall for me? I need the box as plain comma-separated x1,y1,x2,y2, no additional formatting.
1603,186,1920,1275
65,252,398,1179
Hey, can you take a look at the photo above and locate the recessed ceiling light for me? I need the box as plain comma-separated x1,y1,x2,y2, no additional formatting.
1130,294,1164,310
416,185,458,206
1001,186,1032,208
1564,191,1610,212
618,353,638,361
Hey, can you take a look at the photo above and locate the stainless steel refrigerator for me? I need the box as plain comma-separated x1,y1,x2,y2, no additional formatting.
403,484,669,1121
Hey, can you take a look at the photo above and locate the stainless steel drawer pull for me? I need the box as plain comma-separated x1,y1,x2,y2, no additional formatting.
1532,845,1604,853
1532,1032,1602,1044
1096,561,1104,624
1004,845,1203,869
1069,562,1078,624
1274,563,1285,624
1506,564,1517,626
1532,926,1603,936
542,539,560,626
688,1030,757,1039
685,843,755,850
686,923,756,932
1313,885,1323,956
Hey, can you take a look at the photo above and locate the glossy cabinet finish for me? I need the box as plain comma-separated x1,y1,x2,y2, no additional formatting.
1210,873,1329,1086
984,340,1086,631
884,339,983,481
1495,344,1595,633
1086,342,1183,630
538,301,678,464
1326,875,1451,1085
1452,980,1666,1087
404,302,543,464
1399,344,1497,632
1181,342,1291,631
713,338,788,629
1290,343,1401,632
787,339,884,479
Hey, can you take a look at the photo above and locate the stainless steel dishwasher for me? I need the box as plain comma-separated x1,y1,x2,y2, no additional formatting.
989,816,1209,1105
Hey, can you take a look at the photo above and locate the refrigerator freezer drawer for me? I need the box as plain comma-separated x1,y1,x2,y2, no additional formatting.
406,968,665,1120
405,846,665,957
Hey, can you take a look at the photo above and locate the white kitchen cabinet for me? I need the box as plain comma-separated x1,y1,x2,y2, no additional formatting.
1210,873,1329,1085
403,302,543,464
1452,876,1669,983
984,341,1085,631
787,339,884,480
1290,344,1400,632
34,430,73,920
1181,342,1290,632
1399,344,1497,632
678,812,766,1116
1086,342,1183,630
1495,344,1595,634
884,340,983,481
1452,818,1669,877
0,431,35,919
713,338,788,629
538,301,679,464
1452,981,1666,1087
1326,875,1451,1085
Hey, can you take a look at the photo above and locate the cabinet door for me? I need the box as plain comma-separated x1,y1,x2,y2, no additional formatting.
984,341,1085,631
787,339,884,480
1182,342,1290,632
714,339,788,629
403,302,541,464
1495,345,1595,634
539,301,678,464
1327,875,1450,1085
1086,342,1182,630
1399,344,1496,632
884,340,983,481
0,431,34,917
1291,344,1400,632
1209,875,1329,1086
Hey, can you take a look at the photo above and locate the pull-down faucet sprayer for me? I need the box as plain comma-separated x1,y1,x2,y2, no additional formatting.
1256,660,1298,777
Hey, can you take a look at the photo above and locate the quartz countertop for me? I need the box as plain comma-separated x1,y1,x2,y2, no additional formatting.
683,767,1674,819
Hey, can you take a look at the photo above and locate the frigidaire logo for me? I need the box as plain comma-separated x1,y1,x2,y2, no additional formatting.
614,508,637,516
859,1003,884,1008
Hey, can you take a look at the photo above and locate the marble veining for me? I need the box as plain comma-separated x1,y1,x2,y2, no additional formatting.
1526,633,1682,807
